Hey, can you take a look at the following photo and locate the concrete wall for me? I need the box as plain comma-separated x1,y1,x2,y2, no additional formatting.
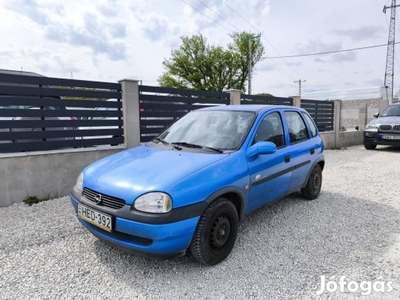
0,79,139,207
340,97,388,130
0,146,124,207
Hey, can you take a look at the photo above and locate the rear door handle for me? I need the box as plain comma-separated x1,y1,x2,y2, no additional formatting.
310,148,315,155
284,155,291,163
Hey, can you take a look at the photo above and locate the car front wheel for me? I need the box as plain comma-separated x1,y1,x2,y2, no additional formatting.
190,198,238,265
301,164,322,200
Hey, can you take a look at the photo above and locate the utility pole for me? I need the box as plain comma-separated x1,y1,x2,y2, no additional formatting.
294,79,306,97
247,33,261,95
383,0,400,103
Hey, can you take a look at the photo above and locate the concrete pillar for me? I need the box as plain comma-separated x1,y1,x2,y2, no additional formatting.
119,79,140,148
358,103,367,131
291,96,301,107
332,100,341,148
226,89,242,105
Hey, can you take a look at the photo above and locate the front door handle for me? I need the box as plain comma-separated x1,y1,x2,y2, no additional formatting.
284,155,291,163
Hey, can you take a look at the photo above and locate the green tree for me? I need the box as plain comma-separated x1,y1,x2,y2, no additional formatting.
158,32,265,92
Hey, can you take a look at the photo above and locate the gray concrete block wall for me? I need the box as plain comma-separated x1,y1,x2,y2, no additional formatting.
340,98,388,130
0,147,124,207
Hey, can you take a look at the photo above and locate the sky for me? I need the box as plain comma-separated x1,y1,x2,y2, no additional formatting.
0,0,397,99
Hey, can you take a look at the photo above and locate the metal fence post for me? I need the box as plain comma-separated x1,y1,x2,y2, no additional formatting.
119,79,140,148
333,100,341,148
226,89,242,105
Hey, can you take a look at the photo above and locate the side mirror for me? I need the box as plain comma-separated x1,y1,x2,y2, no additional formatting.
246,141,277,158
373,113,379,118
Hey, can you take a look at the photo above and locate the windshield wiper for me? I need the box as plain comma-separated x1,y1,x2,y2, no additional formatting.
171,142,223,153
153,138,170,146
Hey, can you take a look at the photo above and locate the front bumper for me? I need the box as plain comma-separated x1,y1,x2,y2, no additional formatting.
364,131,400,146
69,193,199,256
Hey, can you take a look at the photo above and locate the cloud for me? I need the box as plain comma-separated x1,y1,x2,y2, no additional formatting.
5,0,50,25
295,39,342,54
140,14,169,41
331,51,357,62
333,26,382,42
6,1,127,61
366,79,383,86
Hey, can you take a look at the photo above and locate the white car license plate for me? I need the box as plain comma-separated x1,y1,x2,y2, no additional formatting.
382,135,400,140
78,203,112,232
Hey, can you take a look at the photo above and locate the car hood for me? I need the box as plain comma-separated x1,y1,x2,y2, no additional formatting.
83,145,229,204
375,116,400,125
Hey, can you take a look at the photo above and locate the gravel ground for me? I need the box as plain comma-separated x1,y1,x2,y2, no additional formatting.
1,145,400,300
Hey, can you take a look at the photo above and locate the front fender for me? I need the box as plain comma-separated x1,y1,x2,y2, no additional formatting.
203,186,247,221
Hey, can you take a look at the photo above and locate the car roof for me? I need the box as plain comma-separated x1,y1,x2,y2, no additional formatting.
198,104,304,113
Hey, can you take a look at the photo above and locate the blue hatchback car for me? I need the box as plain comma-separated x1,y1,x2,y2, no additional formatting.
70,105,324,265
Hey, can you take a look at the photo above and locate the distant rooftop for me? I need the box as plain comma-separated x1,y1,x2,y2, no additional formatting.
0,69,44,77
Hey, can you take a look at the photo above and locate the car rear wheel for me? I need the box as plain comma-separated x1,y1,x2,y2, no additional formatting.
301,164,322,200
190,198,238,265
364,143,377,150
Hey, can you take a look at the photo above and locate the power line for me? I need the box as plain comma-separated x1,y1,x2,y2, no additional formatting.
220,0,301,80
264,43,400,59
195,0,240,32
180,0,301,83
179,0,232,32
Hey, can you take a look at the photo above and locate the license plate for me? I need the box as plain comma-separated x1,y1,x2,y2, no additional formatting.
78,203,112,232
382,135,400,140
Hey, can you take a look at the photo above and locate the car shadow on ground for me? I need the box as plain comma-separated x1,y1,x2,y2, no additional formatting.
372,145,400,152
92,190,400,298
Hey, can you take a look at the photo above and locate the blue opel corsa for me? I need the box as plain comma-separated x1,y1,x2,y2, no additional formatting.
70,105,325,265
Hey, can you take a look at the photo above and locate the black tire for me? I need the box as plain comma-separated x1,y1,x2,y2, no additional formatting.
190,198,238,265
301,164,322,200
364,143,377,150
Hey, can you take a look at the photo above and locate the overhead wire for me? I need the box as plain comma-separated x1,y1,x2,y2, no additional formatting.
219,0,301,81
195,0,241,32
181,0,300,82
179,0,233,32
264,43,399,59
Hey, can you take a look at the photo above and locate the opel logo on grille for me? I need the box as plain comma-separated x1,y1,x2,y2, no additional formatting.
94,194,102,205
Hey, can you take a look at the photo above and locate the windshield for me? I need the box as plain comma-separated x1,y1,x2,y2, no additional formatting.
381,105,400,117
155,110,255,151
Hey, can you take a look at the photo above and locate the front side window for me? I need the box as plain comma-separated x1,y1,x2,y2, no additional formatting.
284,111,309,144
253,112,285,147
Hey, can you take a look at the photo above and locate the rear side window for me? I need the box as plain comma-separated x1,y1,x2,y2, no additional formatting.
284,111,309,144
302,113,318,137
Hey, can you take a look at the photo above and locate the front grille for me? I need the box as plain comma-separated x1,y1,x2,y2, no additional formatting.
379,125,392,131
83,188,126,209
393,125,400,132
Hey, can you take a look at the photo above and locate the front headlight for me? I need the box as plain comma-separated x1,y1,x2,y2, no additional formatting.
365,123,378,131
134,192,172,213
75,172,83,194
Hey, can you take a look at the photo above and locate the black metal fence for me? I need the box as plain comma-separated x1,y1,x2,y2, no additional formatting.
0,73,123,153
301,99,334,132
1,71,336,153
139,85,230,142
241,94,294,106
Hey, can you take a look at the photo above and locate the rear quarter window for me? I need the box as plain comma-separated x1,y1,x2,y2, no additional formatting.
302,112,318,138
